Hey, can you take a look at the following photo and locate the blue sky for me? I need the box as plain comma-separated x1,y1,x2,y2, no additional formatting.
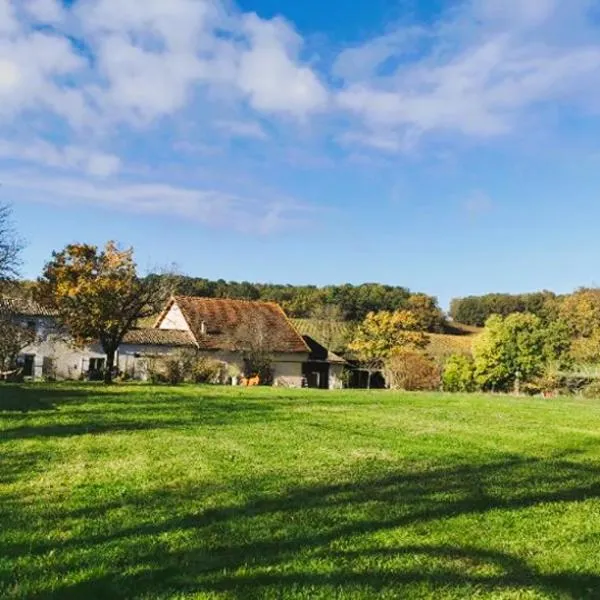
2,0,600,308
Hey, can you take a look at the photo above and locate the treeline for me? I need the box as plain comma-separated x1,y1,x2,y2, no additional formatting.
155,276,444,324
449,292,558,327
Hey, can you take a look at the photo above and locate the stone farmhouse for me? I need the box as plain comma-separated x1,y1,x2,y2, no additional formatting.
7,296,346,388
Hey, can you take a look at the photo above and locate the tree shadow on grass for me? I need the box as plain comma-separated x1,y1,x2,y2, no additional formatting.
0,385,284,439
10,451,600,599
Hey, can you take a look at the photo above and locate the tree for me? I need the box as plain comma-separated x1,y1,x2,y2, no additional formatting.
384,350,441,391
406,293,445,332
234,316,275,385
0,202,23,288
559,288,600,338
0,203,31,378
473,313,561,392
349,310,428,388
442,354,476,392
38,242,170,384
450,292,558,327
0,300,36,376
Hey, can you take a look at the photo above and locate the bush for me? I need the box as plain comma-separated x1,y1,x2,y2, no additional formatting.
384,350,441,391
243,354,274,386
521,364,562,396
145,352,228,385
163,356,186,385
442,354,475,392
582,380,600,399
191,357,227,384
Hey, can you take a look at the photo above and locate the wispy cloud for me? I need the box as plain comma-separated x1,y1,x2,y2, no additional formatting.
335,0,600,148
0,169,313,234
0,139,121,176
214,120,268,140
1,0,600,235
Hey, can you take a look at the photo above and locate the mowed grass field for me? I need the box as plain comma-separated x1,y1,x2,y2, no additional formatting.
2,386,600,599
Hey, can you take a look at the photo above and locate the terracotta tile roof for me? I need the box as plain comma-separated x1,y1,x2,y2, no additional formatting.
121,328,196,347
0,297,57,317
165,296,310,353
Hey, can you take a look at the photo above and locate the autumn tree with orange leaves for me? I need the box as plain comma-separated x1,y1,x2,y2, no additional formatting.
38,242,170,384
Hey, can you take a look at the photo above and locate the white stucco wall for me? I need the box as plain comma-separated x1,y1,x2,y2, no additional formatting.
329,364,345,389
117,344,182,380
19,317,105,380
272,358,306,387
158,303,190,330
201,350,308,387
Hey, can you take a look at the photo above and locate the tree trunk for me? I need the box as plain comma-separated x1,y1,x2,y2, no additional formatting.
104,348,115,385
367,370,372,390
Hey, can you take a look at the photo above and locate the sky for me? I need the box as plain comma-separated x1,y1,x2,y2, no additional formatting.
2,0,600,309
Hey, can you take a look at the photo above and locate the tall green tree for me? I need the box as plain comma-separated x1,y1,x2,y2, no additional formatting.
473,313,571,392
38,242,170,384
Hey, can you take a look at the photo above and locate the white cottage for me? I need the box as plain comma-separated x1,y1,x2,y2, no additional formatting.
5,296,348,388
2,299,105,380
147,296,311,387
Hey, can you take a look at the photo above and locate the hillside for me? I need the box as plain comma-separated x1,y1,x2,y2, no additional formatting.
292,318,481,359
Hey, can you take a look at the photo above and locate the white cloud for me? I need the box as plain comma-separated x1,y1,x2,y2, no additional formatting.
2,0,600,237
237,14,328,116
0,170,311,233
23,0,65,23
333,26,426,82
0,0,327,129
215,120,268,140
336,0,600,147
0,139,121,176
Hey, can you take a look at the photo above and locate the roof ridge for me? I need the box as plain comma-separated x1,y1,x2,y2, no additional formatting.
174,295,281,307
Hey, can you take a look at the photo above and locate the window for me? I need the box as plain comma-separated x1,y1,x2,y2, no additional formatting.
89,358,106,372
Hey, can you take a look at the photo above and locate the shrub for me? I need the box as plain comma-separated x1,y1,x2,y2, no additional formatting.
384,350,441,391
144,354,185,385
163,356,186,385
442,354,475,392
145,357,167,384
582,380,600,399
191,357,226,384
521,366,561,396
243,355,274,386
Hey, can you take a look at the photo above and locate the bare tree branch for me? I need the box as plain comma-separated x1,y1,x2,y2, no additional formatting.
0,202,24,288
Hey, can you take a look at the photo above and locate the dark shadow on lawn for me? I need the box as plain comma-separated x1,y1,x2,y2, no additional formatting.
10,452,600,599
1,385,285,439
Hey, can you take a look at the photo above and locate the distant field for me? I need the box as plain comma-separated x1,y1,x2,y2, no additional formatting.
426,332,477,361
3,384,600,599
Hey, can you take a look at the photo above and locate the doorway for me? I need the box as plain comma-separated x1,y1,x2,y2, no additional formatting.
22,355,35,377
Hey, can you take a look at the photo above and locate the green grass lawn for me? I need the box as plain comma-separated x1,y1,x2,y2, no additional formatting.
2,385,600,599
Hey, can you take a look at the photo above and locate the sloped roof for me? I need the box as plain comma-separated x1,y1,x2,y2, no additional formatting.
290,318,354,354
162,296,310,353
302,335,347,364
121,328,196,347
0,297,57,317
